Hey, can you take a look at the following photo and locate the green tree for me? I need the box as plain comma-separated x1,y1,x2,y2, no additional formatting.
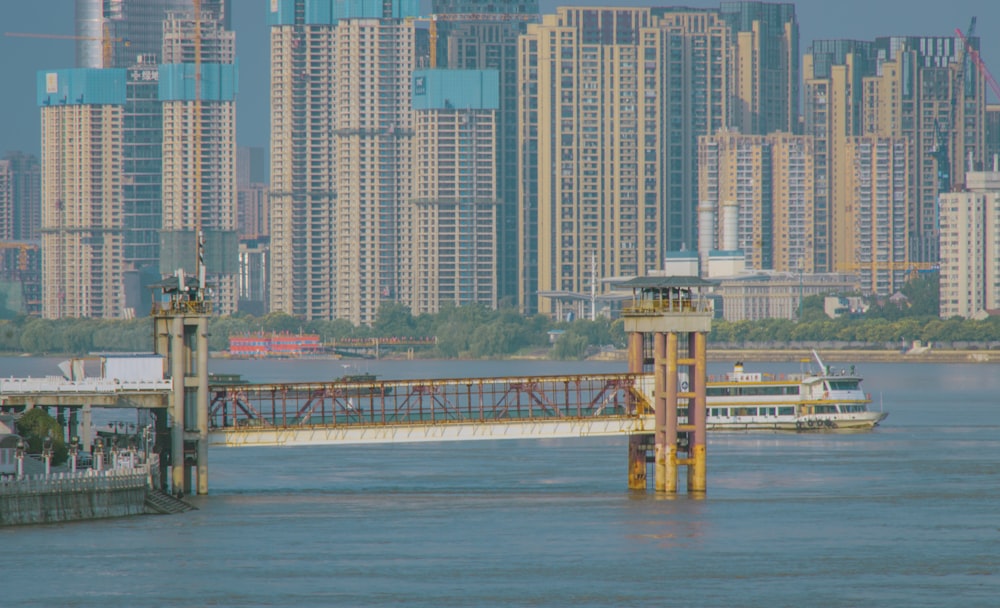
15,408,68,465
902,274,940,317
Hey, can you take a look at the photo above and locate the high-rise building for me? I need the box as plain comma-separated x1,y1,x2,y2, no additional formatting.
432,0,538,308
719,1,799,135
698,130,814,273
75,0,227,68
0,152,41,242
268,0,419,325
121,55,163,315
37,68,127,319
939,170,1000,318
836,136,910,296
652,8,734,253
159,10,239,314
803,40,877,272
986,105,1000,167
411,69,499,314
520,7,667,315
863,35,986,263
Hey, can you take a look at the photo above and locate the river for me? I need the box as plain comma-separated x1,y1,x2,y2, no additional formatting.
1,356,998,607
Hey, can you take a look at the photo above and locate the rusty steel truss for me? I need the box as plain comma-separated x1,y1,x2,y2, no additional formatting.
209,373,650,432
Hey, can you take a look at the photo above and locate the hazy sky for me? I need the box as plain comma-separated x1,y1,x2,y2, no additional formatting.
1,0,998,156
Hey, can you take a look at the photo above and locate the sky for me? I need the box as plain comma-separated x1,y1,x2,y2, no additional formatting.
1,0,998,156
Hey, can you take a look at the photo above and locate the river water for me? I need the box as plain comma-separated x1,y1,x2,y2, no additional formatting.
1,356,998,607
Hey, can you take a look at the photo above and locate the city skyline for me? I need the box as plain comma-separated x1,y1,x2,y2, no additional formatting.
2,1,999,156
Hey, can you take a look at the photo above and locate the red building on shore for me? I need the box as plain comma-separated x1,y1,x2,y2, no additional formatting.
228,333,323,358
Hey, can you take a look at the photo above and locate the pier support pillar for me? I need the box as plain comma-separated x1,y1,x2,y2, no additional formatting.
196,320,209,496
616,276,713,495
152,275,212,497
80,405,92,452
627,434,649,490
687,332,707,493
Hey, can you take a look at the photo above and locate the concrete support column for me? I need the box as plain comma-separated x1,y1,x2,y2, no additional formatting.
652,332,666,492
658,332,678,493
196,317,209,495
627,434,649,490
626,332,643,374
170,316,186,496
688,332,708,493
80,404,92,452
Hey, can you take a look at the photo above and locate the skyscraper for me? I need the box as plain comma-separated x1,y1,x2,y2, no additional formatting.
432,0,538,308
0,152,41,242
939,170,1000,318
863,35,986,263
719,1,799,135
837,136,910,296
519,7,666,316
268,0,419,325
122,54,163,314
803,40,877,272
411,69,499,314
159,9,239,314
698,130,814,273
75,0,228,68
37,68,127,319
652,8,733,252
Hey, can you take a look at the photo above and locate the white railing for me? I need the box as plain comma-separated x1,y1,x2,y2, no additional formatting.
0,466,150,497
0,377,172,395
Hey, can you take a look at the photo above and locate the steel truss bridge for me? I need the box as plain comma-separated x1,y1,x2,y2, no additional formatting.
208,373,654,447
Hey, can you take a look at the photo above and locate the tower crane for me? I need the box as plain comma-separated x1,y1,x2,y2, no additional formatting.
955,22,1000,102
4,24,127,67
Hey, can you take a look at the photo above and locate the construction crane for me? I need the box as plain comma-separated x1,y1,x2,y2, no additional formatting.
931,119,951,195
4,24,127,67
405,16,439,68
955,23,1000,103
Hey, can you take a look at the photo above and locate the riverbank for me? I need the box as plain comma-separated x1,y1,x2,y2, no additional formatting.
706,349,999,363
585,348,1000,364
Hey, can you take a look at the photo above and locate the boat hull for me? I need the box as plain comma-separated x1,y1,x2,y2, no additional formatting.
705,412,888,432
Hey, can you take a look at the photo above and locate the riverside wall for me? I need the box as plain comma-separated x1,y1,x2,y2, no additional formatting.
0,468,149,527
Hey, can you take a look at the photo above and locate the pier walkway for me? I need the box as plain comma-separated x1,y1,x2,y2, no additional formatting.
208,373,653,447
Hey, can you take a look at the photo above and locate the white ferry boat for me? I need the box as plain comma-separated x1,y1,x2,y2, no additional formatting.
645,351,888,431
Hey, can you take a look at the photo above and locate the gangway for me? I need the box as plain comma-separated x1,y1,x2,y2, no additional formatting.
207,373,652,447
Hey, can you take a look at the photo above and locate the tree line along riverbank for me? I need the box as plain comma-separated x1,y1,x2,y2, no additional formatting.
1,296,999,361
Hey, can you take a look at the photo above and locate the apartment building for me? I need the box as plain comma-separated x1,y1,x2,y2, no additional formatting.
698,130,814,273
432,0,539,307
836,136,910,296
37,68,127,319
268,0,419,325
863,35,986,263
939,171,1000,318
159,10,239,314
803,40,878,272
410,69,498,314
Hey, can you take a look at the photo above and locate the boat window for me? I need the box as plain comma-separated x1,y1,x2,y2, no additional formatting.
828,380,859,391
707,387,729,397
815,405,837,414
733,407,756,416
759,407,775,416
778,407,794,416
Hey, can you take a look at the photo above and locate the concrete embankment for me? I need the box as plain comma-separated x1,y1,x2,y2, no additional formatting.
0,469,149,527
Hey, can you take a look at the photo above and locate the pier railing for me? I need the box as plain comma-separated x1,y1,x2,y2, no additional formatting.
209,373,650,432
0,467,150,496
